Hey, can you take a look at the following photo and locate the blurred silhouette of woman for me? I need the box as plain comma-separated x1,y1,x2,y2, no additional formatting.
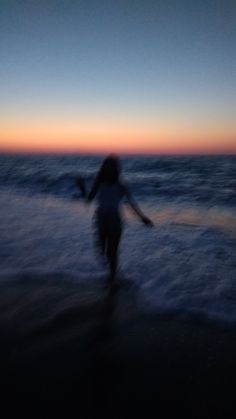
77,155,153,284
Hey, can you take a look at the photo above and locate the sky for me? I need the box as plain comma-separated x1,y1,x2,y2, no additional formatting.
0,0,236,154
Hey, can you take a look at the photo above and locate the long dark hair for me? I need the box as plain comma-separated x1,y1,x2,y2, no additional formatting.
96,154,121,184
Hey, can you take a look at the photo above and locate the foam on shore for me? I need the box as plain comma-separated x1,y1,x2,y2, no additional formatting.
0,189,236,325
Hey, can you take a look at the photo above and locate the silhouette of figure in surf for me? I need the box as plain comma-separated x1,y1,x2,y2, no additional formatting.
76,155,153,284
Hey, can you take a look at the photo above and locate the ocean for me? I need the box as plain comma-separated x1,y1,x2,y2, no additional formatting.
0,153,236,325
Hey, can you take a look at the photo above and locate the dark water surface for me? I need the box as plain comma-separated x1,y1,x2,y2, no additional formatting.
0,154,236,418
0,153,235,207
0,153,236,324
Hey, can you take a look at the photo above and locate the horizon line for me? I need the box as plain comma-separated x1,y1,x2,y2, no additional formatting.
0,149,235,157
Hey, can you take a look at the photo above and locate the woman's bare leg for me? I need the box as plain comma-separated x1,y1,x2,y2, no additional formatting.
106,232,121,282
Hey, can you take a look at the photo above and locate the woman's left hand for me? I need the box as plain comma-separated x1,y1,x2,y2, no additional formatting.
142,216,154,226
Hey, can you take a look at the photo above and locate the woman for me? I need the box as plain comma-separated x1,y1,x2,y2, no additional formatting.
77,155,153,284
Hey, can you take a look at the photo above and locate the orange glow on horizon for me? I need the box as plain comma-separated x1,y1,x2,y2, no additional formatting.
0,117,235,155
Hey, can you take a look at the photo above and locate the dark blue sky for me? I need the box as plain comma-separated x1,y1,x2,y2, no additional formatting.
0,0,235,152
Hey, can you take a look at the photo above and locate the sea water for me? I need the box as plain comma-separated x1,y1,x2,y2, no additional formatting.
0,153,235,324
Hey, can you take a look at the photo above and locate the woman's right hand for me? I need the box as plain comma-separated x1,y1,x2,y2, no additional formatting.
76,177,86,197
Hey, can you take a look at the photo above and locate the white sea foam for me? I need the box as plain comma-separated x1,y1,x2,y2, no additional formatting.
0,189,236,325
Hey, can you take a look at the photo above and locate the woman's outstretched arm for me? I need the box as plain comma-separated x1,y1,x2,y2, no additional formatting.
76,177,99,202
87,180,99,202
124,185,153,226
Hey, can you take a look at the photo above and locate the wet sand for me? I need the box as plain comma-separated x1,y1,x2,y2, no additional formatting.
0,276,236,419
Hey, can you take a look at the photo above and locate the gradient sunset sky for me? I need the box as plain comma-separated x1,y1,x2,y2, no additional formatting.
0,0,235,154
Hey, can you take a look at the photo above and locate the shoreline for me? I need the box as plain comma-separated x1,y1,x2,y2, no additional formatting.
0,278,236,418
